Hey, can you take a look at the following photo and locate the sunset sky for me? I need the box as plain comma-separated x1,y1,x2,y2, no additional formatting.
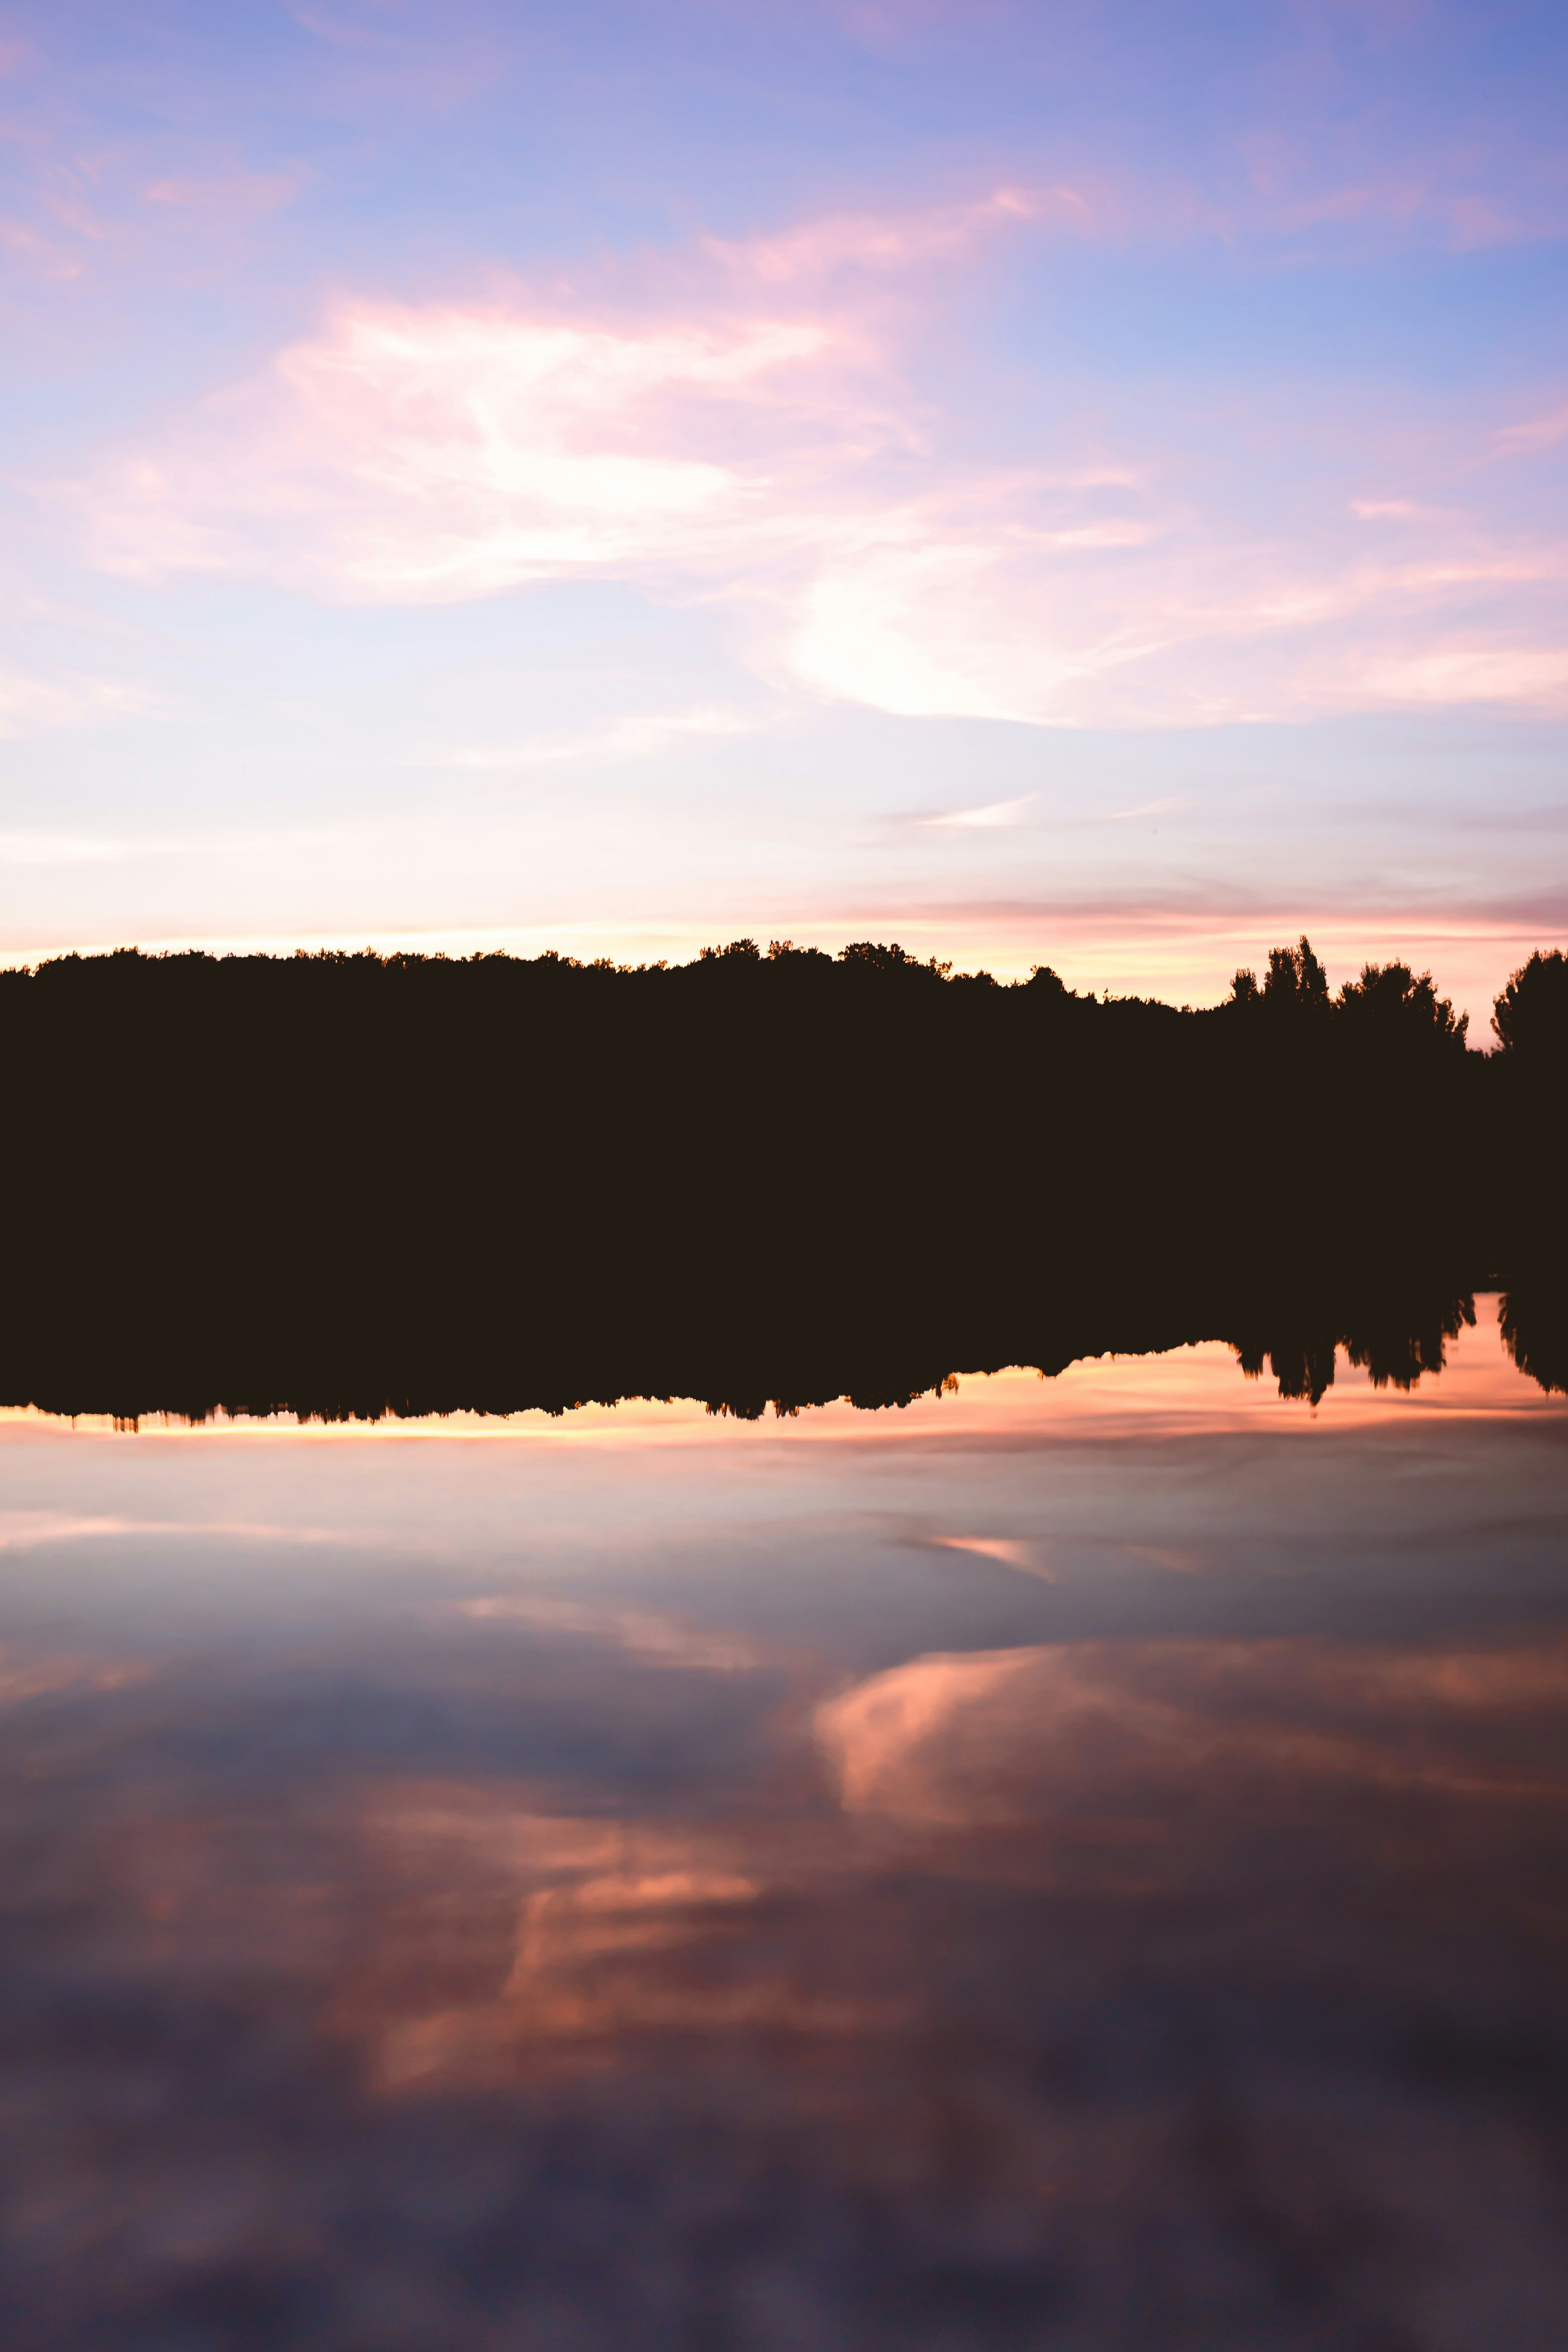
2,0,1565,1014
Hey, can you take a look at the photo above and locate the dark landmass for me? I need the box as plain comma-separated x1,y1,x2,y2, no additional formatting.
2,935,1563,1421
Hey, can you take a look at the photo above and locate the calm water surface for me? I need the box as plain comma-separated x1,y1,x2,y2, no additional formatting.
2,1308,1566,2349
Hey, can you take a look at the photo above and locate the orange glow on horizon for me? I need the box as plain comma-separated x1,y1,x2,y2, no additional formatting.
0,913,1552,1030
0,1298,1551,1453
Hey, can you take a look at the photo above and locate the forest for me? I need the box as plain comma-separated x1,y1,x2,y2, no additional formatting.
1,936,1563,1421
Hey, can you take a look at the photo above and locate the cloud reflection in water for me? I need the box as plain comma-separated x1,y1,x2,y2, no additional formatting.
0,1322,1564,2345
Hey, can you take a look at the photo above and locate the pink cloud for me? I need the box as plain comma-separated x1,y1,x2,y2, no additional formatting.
1272,177,1534,251
923,795,1036,830
816,1633,1568,1829
279,0,504,110
286,3,409,51
61,301,846,599
0,115,304,288
702,183,1096,287
811,0,1018,57
0,661,159,739
42,189,1568,730
1486,400,1568,462
0,212,86,281
783,513,1568,726
142,171,301,226
1356,643,1568,706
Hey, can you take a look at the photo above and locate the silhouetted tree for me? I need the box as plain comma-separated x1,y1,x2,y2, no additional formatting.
1492,949,1568,1063
1336,961,1469,1055
1500,1287,1568,1395
836,940,948,980
1262,936,1330,1015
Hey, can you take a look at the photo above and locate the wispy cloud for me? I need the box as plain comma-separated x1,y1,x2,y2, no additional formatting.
922,795,1036,829
286,3,409,51
701,183,1096,287
142,170,302,225
1102,797,1190,823
35,178,1568,730
0,112,303,288
277,0,506,108
57,302,839,598
1485,401,1568,464
0,664,160,739
459,1595,760,1674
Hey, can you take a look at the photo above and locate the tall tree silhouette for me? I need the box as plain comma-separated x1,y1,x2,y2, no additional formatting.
1492,949,1568,1064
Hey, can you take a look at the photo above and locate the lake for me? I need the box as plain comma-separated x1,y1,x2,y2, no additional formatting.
1,1303,1565,2348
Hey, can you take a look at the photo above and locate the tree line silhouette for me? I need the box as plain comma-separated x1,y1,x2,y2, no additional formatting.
0,936,1561,1419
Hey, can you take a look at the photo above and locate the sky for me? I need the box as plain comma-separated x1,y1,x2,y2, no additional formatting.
0,0,1565,1015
